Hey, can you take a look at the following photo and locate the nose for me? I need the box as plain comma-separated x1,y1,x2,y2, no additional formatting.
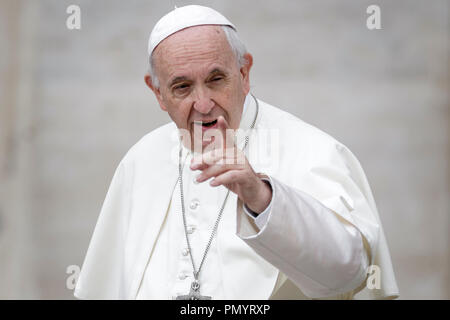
192,87,214,114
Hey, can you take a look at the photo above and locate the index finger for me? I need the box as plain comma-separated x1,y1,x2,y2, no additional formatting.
217,115,236,150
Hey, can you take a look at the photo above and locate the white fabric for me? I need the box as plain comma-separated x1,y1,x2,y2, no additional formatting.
74,94,399,300
148,5,236,56
136,104,273,299
136,149,230,299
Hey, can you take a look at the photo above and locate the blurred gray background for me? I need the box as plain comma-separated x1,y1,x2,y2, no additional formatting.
0,0,448,299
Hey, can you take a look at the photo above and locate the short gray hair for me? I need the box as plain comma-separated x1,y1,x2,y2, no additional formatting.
148,25,248,89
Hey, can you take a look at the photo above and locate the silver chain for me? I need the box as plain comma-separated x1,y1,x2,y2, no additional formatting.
178,94,259,282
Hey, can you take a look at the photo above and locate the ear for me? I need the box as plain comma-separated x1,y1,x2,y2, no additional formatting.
240,53,253,95
144,73,168,111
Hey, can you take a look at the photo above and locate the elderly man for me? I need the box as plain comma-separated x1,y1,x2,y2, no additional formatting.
74,5,399,300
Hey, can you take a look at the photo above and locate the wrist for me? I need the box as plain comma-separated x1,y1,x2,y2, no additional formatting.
245,179,272,214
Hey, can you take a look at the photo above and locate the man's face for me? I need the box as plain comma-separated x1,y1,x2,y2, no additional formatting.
146,25,252,149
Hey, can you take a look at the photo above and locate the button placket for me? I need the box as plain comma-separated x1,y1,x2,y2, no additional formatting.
189,198,200,211
186,224,196,234
178,273,188,280
172,154,201,298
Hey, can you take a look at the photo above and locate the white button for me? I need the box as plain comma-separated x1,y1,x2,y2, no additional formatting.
187,225,196,234
178,274,188,280
182,248,189,256
189,199,200,210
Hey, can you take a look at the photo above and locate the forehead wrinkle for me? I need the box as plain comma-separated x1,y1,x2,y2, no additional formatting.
153,25,235,83
162,40,229,72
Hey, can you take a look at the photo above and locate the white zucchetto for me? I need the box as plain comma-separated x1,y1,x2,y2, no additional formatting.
148,5,236,57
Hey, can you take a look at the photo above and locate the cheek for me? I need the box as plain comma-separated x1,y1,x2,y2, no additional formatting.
229,73,247,98
166,101,191,126
218,87,244,129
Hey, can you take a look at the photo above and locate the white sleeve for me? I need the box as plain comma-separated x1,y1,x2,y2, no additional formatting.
236,175,369,298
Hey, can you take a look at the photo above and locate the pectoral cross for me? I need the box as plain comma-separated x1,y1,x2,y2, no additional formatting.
176,280,211,300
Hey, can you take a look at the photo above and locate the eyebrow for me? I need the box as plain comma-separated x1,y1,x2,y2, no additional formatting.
168,76,189,89
209,68,227,77
168,68,228,89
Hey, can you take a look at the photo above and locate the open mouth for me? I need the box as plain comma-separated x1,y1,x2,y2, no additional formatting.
194,119,218,127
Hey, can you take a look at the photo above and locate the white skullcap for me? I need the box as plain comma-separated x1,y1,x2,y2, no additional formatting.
148,5,236,57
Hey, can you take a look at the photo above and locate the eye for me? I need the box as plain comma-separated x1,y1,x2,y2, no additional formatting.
173,83,190,93
209,76,224,83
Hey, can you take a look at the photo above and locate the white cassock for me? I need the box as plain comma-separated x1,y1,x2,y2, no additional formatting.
74,94,399,300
